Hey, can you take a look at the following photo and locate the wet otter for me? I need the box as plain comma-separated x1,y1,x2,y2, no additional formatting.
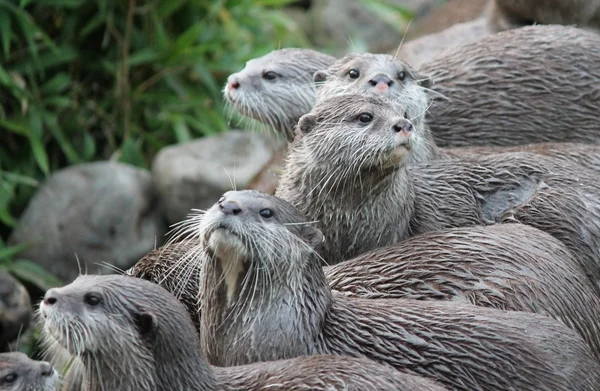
224,48,336,142
127,193,600,358
487,0,600,32
39,274,447,391
0,270,32,352
276,93,600,289
0,352,57,391
198,190,600,391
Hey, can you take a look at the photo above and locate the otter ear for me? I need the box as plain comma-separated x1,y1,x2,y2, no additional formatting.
298,114,317,135
313,70,328,83
301,225,325,249
134,312,156,336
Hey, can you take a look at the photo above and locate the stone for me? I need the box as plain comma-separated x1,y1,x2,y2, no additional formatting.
8,162,166,283
0,270,32,352
309,0,441,56
152,130,282,225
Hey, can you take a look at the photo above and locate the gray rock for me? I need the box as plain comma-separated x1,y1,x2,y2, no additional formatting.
152,130,281,225
309,0,441,56
8,162,166,283
0,270,32,352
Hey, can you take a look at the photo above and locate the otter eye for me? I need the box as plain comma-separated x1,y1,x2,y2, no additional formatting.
259,209,273,218
84,293,101,307
263,71,277,80
348,68,360,79
357,113,373,123
398,71,406,81
3,373,17,383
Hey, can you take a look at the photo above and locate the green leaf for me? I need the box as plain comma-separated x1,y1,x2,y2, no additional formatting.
82,131,96,160
156,0,187,19
0,242,29,262
0,9,11,57
0,118,29,135
171,115,192,143
42,111,81,163
118,139,146,169
6,260,63,291
33,0,87,7
127,48,160,67
40,72,71,95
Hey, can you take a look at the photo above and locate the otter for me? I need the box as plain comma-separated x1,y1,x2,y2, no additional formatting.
275,93,600,289
0,352,57,391
197,190,600,391
224,48,336,142
127,192,600,359
0,270,32,352
487,0,600,32
315,25,600,148
39,274,448,391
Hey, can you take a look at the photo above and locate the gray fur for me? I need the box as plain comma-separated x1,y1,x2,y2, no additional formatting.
422,25,600,147
224,48,335,141
276,93,600,290
0,353,57,391
197,192,600,391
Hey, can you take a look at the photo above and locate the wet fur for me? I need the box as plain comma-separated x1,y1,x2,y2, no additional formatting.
197,192,600,391
421,25,600,147
224,48,335,142
40,275,448,391
0,352,57,391
127,219,600,360
276,93,600,290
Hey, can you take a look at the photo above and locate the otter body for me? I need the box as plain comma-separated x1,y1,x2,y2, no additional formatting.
0,353,57,391
421,25,600,147
198,191,600,391
128,201,600,359
40,274,447,391
276,94,600,289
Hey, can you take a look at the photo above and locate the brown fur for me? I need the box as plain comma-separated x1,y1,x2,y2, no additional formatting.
127,214,600,360
39,274,447,391
276,93,600,289
421,25,600,147
198,190,600,391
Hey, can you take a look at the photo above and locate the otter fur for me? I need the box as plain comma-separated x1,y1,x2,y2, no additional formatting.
224,48,335,142
0,352,57,391
276,93,600,289
197,190,600,391
127,195,600,359
39,274,447,391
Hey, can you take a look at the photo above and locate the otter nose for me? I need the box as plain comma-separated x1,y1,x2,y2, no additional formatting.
393,119,413,134
227,78,240,90
40,362,54,377
43,289,58,305
219,199,242,216
369,75,393,87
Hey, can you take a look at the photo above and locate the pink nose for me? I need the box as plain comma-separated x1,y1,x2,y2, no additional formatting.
375,82,389,92
228,80,240,90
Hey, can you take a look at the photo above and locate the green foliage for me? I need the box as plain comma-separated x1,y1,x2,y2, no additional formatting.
0,0,309,238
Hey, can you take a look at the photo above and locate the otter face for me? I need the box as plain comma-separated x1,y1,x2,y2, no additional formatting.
298,93,430,171
39,275,157,357
0,352,57,391
314,53,431,104
224,49,334,140
199,190,323,301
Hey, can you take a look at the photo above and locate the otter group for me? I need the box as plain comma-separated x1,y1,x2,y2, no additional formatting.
20,3,600,391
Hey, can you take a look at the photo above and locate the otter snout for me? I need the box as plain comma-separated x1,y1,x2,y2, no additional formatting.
218,198,243,216
43,288,58,306
226,76,240,91
39,361,55,377
393,119,413,135
368,74,393,92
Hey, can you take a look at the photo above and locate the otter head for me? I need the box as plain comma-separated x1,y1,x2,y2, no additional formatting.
224,48,336,142
199,190,324,305
39,275,214,391
314,53,431,104
296,93,434,181
0,353,57,391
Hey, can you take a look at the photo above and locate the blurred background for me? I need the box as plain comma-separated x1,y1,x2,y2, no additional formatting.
0,0,446,356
